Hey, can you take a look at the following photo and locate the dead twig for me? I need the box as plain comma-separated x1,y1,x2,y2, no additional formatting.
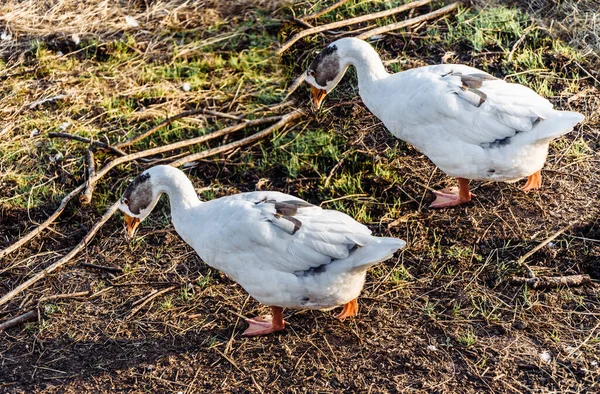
115,108,243,149
507,24,535,62
38,290,90,303
0,310,37,332
127,286,177,318
48,132,127,156
356,2,461,40
277,0,433,54
300,0,351,21
169,109,305,167
0,183,86,261
0,202,120,308
28,94,69,109
508,274,592,289
517,220,579,266
80,149,96,204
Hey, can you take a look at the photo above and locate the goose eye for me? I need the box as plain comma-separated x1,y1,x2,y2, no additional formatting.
123,197,129,205
308,70,315,77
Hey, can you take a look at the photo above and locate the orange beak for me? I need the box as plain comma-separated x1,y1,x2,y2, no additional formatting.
124,213,140,238
311,86,327,110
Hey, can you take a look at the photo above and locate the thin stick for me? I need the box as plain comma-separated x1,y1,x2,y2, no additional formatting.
115,109,244,149
0,202,120,308
48,132,127,156
0,183,85,260
508,274,592,289
80,149,96,204
285,72,307,100
38,290,90,303
356,2,461,40
127,286,177,318
0,115,282,261
517,220,579,266
277,0,433,54
300,0,351,21
507,24,535,62
169,110,304,167
0,310,37,332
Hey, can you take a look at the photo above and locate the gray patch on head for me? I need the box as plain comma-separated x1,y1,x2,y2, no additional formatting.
122,172,152,215
307,44,340,87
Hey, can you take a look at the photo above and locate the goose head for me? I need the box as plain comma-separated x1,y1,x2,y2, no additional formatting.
305,41,349,110
119,170,161,238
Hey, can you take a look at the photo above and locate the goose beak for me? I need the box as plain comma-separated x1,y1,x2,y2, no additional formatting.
311,86,327,110
124,213,140,238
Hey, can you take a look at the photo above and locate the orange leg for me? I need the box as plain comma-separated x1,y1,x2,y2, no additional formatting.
521,170,542,192
335,298,359,320
242,306,285,336
429,177,473,208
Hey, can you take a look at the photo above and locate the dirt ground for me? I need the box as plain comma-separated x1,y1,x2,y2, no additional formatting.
1,1,599,393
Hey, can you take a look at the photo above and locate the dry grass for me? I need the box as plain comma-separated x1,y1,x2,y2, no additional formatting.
1,1,599,393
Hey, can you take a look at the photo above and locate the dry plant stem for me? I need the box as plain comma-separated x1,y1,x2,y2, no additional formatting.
0,310,37,332
80,149,96,204
38,290,90,303
0,115,281,261
356,2,461,40
115,108,243,149
508,274,592,289
48,132,127,156
277,0,433,54
300,0,351,21
127,286,177,318
0,202,120,308
0,183,85,261
169,109,304,167
517,220,579,266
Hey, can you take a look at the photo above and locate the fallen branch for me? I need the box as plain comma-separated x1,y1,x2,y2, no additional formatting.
80,149,96,204
508,274,592,289
0,310,37,332
127,285,177,318
300,0,351,21
48,132,127,156
277,0,433,54
28,94,69,109
0,115,282,260
0,202,120,308
0,183,85,261
115,108,244,149
169,109,305,167
356,2,461,40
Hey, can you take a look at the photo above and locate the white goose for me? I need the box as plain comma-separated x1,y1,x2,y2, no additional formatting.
119,165,405,336
305,38,584,208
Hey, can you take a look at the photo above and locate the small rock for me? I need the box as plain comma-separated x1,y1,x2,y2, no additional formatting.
71,34,80,45
125,16,140,27
591,360,598,367
51,152,63,162
182,82,191,92
427,345,438,351
59,122,70,131
56,51,64,56
1,31,12,41
30,128,40,138
539,350,551,363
